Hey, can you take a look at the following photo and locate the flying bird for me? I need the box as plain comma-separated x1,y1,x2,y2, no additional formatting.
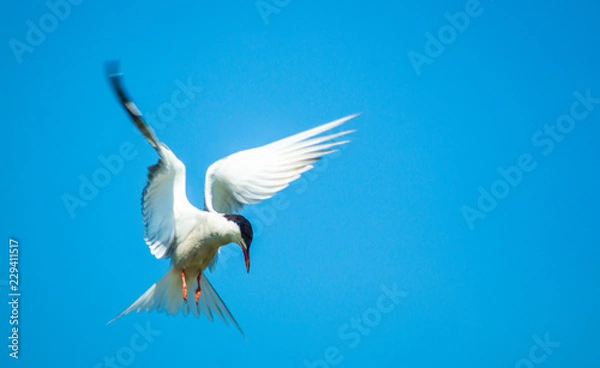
105,62,357,334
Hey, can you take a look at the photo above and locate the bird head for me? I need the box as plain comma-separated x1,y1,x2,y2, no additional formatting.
224,214,253,273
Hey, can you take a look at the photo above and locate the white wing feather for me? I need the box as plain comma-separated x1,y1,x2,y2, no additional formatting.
142,145,199,259
204,114,358,214
106,63,200,259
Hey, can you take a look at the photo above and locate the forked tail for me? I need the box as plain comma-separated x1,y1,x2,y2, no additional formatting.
109,268,244,336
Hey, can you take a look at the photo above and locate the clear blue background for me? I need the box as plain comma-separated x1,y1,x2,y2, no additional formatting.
2,0,599,367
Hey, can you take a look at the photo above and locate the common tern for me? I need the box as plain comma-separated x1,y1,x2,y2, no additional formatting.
105,62,357,333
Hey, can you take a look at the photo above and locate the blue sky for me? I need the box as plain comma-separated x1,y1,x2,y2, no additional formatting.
2,0,600,367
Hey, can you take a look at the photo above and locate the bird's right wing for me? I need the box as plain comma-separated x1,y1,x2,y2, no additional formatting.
204,114,358,214
106,62,198,259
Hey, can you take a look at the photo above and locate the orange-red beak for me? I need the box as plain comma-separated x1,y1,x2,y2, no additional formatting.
243,247,250,273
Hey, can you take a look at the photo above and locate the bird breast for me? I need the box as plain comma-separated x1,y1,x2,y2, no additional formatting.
170,225,230,272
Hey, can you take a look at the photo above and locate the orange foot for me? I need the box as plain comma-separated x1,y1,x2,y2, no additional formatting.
195,273,202,303
181,270,188,301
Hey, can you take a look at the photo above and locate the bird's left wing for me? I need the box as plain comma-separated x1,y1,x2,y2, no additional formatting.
204,114,358,214
106,62,198,259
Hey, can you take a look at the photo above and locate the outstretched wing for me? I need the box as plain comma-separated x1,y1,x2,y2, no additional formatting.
106,61,197,259
140,148,195,259
204,114,358,214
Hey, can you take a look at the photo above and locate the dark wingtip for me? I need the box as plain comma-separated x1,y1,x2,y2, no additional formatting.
104,60,161,150
105,61,123,91
104,60,128,101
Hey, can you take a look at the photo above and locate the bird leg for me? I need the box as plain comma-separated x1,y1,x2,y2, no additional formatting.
195,272,202,303
181,270,188,302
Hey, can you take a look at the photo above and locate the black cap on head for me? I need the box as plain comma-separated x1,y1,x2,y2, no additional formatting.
224,214,253,249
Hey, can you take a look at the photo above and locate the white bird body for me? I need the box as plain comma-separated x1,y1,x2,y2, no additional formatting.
105,62,357,334
170,212,239,272
112,207,245,328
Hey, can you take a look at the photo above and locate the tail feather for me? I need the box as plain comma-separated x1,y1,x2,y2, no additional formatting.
200,275,238,330
109,268,244,336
